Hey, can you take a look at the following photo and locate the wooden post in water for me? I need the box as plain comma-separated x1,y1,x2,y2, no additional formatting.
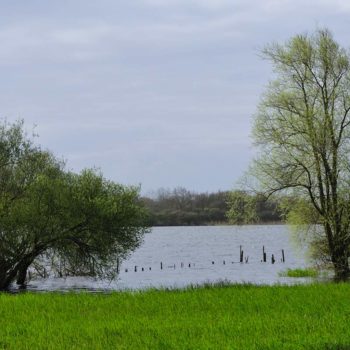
125,268,128,273
134,266,137,272
271,255,275,264
223,260,225,265
212,261,215,265
282,249,285,263
181,262,184,268
160,262,163,270
149,267,151,271
141,267,144,271
188,263,191,268
245,256,249,263
263,246,267,262
240,245,243,263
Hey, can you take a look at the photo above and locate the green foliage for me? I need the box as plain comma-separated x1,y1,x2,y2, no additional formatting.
1,284,350,349
280,197,319,227
143,188,230,226
226,190,258,224
0,120,148,289
250,28,350,278
279,268,318,278
144,188,282,226
226,190,281,224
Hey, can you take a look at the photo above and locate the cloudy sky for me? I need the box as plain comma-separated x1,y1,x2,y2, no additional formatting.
0,1,349,194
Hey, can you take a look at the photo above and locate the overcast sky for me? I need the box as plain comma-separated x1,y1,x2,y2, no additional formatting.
0,1,349,194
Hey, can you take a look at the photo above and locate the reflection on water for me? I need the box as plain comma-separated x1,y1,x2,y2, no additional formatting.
13,225,315,292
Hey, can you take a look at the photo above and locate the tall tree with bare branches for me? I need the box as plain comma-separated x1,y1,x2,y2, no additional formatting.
251,29,350,279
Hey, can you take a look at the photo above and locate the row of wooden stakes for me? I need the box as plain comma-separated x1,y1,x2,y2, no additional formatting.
121,246,286,273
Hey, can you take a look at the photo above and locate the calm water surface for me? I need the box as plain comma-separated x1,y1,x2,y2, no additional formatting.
22,225,311,292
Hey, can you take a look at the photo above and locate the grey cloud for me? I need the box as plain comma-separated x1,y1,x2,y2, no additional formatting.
0,0,348,192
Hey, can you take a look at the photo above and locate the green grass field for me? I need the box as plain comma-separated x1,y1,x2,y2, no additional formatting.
1,283,350,349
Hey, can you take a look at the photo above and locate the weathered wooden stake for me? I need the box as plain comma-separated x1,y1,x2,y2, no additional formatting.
141,267,144,271
263,246,267,262
282,249,285,263
116,258,120,274
240,245,243,263
212,261,215,265
149,267,152,271
188,263,191,268
245,256,249,263
134,266,137,272
271,255,275,264
125,268,128,273
160,262,163,270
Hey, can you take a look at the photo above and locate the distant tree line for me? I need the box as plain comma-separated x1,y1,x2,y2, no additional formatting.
142,188,282,226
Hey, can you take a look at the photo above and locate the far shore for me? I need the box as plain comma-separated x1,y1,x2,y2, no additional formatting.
151,221,285,227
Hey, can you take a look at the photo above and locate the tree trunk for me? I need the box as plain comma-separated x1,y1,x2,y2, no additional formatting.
0,269,9,291
0,268,18,291
332,248,350,281
0,260,33,290
0,259,14,291
16,264,29,286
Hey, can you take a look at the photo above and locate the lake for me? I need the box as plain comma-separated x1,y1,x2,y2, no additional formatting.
19,225,313,292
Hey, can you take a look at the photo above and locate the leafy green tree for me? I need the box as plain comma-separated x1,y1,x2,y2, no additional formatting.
0,121,148,290
251,29,350,279
226,191,258,225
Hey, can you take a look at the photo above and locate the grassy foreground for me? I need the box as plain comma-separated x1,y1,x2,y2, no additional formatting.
1,284,350,349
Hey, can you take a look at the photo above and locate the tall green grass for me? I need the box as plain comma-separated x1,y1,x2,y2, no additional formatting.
0,283,350,349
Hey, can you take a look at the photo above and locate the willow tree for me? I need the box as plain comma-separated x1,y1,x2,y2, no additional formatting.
226,191,258,225
0,121,148,290
252,29,350,279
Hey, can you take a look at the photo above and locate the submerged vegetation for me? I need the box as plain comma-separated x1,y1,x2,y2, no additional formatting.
1,283,350,349
279,268,319,278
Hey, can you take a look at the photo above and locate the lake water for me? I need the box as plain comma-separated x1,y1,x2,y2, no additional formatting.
19,225,314,292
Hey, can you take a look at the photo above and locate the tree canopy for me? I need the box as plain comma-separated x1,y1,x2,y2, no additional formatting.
250,29,350,279
226,191,281,225
0,120,148,290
